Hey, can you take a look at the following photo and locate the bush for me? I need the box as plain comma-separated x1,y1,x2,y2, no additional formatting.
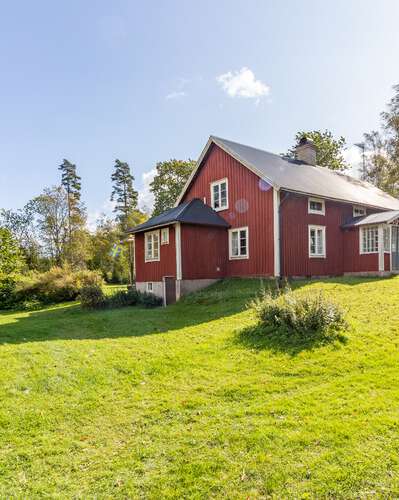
80,284,107,309
80,286,162,310
249,285,348,342
5,267,104,308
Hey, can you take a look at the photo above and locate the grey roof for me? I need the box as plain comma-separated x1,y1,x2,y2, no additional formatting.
178,135,399,211
342,210,399,228
127,198,229,234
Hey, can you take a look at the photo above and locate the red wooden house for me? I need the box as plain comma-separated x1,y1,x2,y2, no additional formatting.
128,136,399,304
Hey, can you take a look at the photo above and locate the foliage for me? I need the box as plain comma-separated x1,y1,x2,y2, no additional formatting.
27,186,69,265
249,284,348,342
81,284,162,309
110,159,138,229
0,206,41,269
150,159,196,215
79,283,107,309
363,84,399,196
2,267,104,309
1,277,399,497
0,228,24,306
287,130,348,171
58,159,88,268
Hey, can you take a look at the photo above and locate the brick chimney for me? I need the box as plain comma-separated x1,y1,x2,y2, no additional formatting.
295,136,317,166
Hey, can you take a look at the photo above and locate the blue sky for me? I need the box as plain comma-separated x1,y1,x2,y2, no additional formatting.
1,0,398,223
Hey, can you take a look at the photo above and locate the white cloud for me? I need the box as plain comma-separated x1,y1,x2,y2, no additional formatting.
165,91,186,100
87,199,116,232
138,168,156,213
216,67,270,100
343,146,365,178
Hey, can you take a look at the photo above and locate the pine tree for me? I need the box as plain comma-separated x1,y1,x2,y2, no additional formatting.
58,159,87,267
110,159,138,230
58,159,82,237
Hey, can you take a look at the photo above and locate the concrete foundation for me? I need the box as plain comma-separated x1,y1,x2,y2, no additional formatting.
136,278,219,304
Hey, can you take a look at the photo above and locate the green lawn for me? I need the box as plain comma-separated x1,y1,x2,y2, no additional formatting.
0,277,399,498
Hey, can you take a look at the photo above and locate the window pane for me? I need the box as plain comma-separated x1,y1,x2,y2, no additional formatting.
220,182,227,207
213,185,220,208
231,231,239,256
310,201,322,212
316,229,323,254
239,230,247,255
310,229,316,254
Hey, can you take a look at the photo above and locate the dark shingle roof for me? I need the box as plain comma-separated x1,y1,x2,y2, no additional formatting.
342,210,399,228
127,198,229,234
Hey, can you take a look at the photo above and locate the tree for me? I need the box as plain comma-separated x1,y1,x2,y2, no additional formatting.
111,159,138,230
150,159,196,216
363,84,399,196
287,130,348,171
0,205,40,269
0,227,24,304
28,186,69,265
58,159,88,267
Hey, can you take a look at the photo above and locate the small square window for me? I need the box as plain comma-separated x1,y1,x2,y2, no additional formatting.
161,227,169,245
353,206,366,217
308,198,325,215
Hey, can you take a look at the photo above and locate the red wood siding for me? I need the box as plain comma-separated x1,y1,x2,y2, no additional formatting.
385,253,390,271
181,224,227,279
343,227,379,272
135,225,176,282
182,144,275,277
281,192,363,276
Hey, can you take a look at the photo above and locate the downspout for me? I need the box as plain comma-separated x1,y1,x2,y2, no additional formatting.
278,192,291,281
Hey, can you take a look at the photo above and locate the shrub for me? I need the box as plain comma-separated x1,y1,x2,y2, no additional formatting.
6,267,104,308
80,284,106,309
249,285,348,342
80,286,162,310
138,291,163,308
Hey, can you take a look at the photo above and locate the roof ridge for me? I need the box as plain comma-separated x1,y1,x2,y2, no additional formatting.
211,135,284,162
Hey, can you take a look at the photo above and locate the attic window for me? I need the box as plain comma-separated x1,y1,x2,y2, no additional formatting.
308,198,325,215
211,178,228,211
353,206,366,217
161,227,169,245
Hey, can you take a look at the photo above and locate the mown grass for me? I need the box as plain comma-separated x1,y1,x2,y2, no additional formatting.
0,277,399,498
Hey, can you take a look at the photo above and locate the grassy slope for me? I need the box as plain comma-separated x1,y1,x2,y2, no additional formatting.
0,277,399,498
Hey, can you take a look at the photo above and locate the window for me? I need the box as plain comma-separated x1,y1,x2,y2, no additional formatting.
308,198,325,215
384,227,390,253
145,230,160,262
211,178,228,211
353,206,366,217
308,225,326,258
360,226,378,254
161,227,169,245
229,227,248,259
147,282,153,292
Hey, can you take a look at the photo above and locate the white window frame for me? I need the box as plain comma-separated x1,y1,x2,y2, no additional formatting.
146,282,153,292
360,225,379,254
308,225,326,258
229,226,249,260
161,227,169,245
383,226,391,253
308,197,325,215
210,178,228,212
144,230,160,262
353,205,366,218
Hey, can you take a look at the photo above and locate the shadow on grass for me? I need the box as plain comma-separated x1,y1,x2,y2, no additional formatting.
234,323,348,356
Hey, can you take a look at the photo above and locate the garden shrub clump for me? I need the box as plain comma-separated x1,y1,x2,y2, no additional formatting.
249,284,348,342
1,267,104,309
80,284,162,310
